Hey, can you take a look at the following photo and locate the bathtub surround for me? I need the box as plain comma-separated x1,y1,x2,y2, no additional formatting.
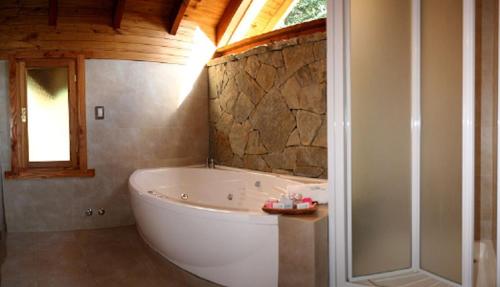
130,166,327,287
207,32,327,178
0,60,209,232
130,167,285,287
279,206,329,287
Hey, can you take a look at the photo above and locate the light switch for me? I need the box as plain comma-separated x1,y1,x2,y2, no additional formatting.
95,106,105,120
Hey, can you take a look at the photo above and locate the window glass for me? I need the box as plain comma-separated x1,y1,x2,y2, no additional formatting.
227,0,327,44
26,67,70,162
350,0,412,276
277,0,327,29
420,0,463,282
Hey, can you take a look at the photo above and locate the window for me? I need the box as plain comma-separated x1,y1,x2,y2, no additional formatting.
276,0,327,29
218,0,327,52
5,53,94,179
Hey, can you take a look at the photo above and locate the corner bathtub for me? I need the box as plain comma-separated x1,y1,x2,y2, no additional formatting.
129,166,312,287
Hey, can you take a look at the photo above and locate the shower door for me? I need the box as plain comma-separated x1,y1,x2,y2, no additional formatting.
328,0,476,286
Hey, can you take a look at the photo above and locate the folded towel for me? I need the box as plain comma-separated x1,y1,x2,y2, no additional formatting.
286,183,329,204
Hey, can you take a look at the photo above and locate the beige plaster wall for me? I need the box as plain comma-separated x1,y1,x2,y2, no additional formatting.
0,60,209,232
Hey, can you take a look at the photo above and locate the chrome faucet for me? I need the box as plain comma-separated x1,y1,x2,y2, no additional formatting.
207,158,216,169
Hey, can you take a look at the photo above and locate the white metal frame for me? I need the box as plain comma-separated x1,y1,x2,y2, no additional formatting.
410,0,421,272
327,0,476,285
327,0,345,284
462,0,476,286
344,0,353,279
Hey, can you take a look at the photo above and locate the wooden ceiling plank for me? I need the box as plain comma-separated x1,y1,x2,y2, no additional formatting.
112,0,126,29
263,0,294,32
48,0,57,26
167,0,191,35
215,0,243,45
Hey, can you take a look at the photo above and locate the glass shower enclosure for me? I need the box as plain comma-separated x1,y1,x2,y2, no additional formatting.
327,0,477,286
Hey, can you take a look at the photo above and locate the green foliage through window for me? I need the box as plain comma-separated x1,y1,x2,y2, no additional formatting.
282,0,327,27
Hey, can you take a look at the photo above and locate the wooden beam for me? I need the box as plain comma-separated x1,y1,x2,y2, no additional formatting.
216,0,244,45
48,0,58,26
214,18,326,57
167,0,190,35
112,0,126,29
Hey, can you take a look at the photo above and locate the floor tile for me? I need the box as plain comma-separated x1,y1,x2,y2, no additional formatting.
37,275,98,287
0,278,38,287
1,225,221,287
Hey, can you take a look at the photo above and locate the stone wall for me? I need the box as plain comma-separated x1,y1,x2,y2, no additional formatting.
208,32,327,178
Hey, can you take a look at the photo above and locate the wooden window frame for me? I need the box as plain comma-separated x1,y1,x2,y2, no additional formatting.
5,52,94,179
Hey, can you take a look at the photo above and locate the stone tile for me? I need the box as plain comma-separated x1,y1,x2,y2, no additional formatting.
297,110,322,146
281,76,301,109
249,90,296,153
245,55,260,79
282,42,316,77
243,155,270,171
312,117,327,148
208,36,327,178
232,93,255,123
229,121,252,157
256,64,276,91
246,131,267,155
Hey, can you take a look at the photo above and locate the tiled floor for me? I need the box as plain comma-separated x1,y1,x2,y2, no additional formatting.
474,240,496,287
354,272,454,287
0,225,221,287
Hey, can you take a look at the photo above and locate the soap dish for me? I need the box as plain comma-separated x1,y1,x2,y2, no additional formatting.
262,202,318,215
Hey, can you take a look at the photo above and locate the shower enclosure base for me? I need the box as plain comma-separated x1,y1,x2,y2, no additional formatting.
354,271,456,287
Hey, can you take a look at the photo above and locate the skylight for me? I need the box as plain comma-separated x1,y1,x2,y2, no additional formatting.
277,0,327,29
222,0,327,46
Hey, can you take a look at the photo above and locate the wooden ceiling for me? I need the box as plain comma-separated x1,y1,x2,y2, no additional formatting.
244,0,293,38
0,0,232,64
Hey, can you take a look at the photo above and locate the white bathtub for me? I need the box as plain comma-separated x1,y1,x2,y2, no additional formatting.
129,166,319,287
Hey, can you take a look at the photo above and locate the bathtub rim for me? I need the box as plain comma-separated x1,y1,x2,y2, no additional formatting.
130,186,278,225
129,165,327,226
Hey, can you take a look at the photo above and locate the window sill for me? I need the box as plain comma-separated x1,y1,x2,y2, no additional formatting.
5,168,95,180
